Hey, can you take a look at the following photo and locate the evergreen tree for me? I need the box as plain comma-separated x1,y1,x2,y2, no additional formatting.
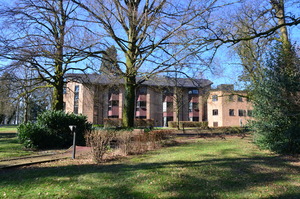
100,46,120,75
250,44,300,154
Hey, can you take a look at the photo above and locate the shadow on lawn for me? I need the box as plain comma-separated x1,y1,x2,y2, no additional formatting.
0,133,17,139
0,154,299,198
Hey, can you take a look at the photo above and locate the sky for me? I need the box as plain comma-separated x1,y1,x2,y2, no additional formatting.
205,1,300,89
0,0,299,90
205,24,300,89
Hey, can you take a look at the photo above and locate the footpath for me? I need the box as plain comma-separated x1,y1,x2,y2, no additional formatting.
0,146,91,169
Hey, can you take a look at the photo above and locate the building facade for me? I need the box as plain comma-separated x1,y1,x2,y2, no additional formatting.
63,74,253,127
207,85,253,127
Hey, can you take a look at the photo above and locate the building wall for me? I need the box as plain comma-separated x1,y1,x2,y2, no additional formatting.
81,84,95,123
148,87,163,126
64,81,76,114
207,90,253,127
64,81,252,127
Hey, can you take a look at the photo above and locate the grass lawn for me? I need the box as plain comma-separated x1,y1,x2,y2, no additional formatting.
0,126,18,133
0,133,34,159
0,136,299,198
0,125,34,159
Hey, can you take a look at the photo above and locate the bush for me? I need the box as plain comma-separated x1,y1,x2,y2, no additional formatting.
18,110,92,149
168,121,178,128
104,118,122,128
168,121,208,129
85,129,116,163
134,119,154,128
104,118,154,128
18,122,49,148
87,129,173,161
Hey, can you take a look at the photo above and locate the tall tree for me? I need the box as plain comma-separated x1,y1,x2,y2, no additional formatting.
0,72,18,124
100,45,120,75
0,0,95,110
72,0,228,127
250,43,300,154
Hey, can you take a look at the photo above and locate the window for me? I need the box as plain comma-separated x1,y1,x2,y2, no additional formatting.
111,100,119,106
109,86,119,94
73,85,79,114
193,117,199,121
188,89,199,95
163,88,173,94
212,109,218,116
108,100,119,111
167,102,173,111
238,96,243,102
238,109,246,116
137,87,147,94
212,95,218,101
63,85,67,94
228,94,234,101
75,85,79,92
108,115,119,118
163,102,173,112
189,102,199,112
136,101,147,111
74,106,78,114
136,116,146,119
229,109,234,116
213,122,218,127
247,110,253,117
137,101,146,108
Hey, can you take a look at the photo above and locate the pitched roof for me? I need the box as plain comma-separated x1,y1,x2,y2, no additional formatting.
66,73,212,88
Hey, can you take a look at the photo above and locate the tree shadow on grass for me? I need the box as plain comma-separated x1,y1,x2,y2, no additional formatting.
0,154,299,198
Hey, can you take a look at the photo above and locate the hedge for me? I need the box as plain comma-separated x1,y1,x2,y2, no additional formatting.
168,121,208,129
104,118,154,128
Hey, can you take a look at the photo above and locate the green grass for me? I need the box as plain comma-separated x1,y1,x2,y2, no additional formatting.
0,133,34,160
0,126,18,133
0,137,299,198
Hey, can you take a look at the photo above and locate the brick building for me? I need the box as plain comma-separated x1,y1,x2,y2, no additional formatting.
63,74,253,127
207,84,253,127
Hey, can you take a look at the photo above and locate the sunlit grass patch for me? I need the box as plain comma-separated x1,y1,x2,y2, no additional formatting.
0,126,18,133
0,136,299,198
0,134,33,159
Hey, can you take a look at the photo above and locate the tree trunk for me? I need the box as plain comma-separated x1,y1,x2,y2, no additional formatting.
52,75,64,111
122,75,136,128
270,0,291,50
24,95,29,123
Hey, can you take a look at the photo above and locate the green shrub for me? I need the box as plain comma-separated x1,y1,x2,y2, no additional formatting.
18,110,92,149
18,122,49,148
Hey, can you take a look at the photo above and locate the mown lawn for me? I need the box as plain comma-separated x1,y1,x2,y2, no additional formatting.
0,126,17,133
0,136,299,199
0,133,34,159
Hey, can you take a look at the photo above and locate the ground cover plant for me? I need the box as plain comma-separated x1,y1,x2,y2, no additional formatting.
0,136,299,198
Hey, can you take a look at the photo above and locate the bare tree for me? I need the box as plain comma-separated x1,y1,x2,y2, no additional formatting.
71,0,230,127
219,0,299,86
0,0,97,110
